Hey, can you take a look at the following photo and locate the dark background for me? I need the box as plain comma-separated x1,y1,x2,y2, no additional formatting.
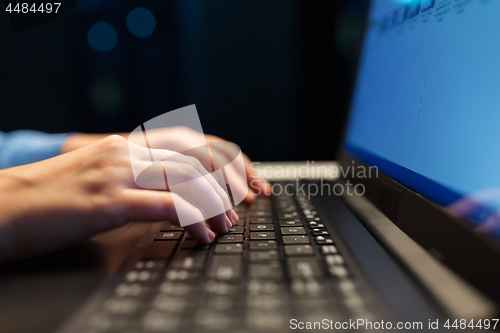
0,0,365,161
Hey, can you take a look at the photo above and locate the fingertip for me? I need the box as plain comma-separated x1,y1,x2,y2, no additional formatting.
185,221,213,244
230,209,239,223
263,181,273,195
243,191,257,203
208,214,230,234
207,229,216,243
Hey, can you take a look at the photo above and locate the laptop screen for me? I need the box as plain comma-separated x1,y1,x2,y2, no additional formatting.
344,0,500,237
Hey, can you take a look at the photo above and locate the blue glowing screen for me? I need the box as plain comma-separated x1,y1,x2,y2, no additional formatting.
345,0,500,235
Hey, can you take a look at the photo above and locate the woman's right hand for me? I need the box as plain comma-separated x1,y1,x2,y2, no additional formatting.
0,135,238,263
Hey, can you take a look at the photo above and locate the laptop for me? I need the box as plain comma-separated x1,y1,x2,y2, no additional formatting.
2,0,500,332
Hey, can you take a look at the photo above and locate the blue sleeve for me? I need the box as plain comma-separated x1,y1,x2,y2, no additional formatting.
0,130,76,169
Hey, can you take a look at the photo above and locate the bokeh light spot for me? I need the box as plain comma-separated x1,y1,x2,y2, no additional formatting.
87,21,117,52
126,7,156,38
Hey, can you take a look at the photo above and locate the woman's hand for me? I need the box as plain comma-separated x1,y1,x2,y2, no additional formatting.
62,126,272,200
0,135,237,262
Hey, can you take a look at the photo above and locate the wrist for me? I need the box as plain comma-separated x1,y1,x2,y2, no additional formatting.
0,169,27,262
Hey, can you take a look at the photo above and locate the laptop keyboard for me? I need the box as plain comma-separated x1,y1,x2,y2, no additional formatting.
84,184,374,333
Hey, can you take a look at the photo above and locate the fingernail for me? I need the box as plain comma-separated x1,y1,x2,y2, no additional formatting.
207,230,216,243
225,216,232,231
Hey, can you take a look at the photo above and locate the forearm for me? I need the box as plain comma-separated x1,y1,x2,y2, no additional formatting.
0,130,76,169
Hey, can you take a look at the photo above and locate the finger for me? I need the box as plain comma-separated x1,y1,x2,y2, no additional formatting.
132,157,232,213
130,158,235,230
210,148,252,203
161,153,234,216
120,189,216,244
245,159,272,196
185,222,216,244
207,138,271,197
163,161,231,233
184,156,239,224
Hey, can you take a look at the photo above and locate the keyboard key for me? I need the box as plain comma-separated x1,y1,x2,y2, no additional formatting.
250,205,271,209
218,234,244,243
328,265,348,278
135,260,166,271
308,222,325,228
233,205,247,213
315,236,334,245
338,279,357,296
181,240,211,250
125,270,160,284
247,295,285,310
250,217,274,224
293,299,335,318
114,283,148,298
312,229,330,236
249,250,279,262
154,231,182,241
171,251,208,271
160,223,184,231
143,311,180,331
281,227,306,235
282,235,310,244
250,241,278,250
214,243,243,254
165,269,201,283
142,241,177,259
246,310,287,330
250,224,274,231
153,295,190,313
321,245,338,255
228,225,244,234
276,209,299,216
250,232,276,240
247,279,284,295
196,309,238,330
291,278,326,297
208,255,242,282
287,258,322,279
284,245,314,256
279,219,303,227
277,212,299,219
325,254,344,266
248,263,283,281
250,211,273,217
204,280,242,297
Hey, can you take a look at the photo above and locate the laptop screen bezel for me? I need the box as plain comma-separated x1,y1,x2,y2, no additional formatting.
335,0,500,304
